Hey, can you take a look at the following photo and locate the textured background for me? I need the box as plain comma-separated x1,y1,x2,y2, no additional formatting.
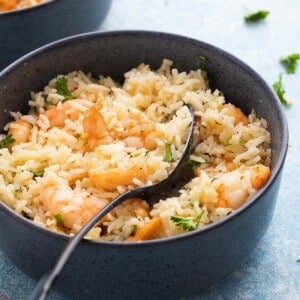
0,0,299,299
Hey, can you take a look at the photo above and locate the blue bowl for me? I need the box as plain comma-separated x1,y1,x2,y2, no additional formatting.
0,31,288,299
0,0,112,70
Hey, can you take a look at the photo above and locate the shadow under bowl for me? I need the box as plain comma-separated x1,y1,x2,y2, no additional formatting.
0,31,288,299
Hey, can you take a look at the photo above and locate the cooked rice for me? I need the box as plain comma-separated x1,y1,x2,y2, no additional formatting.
0,59,271,241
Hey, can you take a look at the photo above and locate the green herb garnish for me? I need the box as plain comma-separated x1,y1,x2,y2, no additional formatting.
187,157,210,167
0,134,15,149
244,10,269,22
221,141,232,147
55,77,72,101
33,170,44,178
174,60,186,70
280,53,300,74
239,138,247,145
195,55,206,67
272,73,290,106
54,213,65,227
163,142,173,162
171,211,204,231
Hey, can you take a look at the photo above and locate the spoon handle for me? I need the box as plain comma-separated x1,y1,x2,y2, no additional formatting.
29,188,139,300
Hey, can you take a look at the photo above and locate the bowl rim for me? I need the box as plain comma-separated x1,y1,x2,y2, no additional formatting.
0,0,57,16
0,30,289,248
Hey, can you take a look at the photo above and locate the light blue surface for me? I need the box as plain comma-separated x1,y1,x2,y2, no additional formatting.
0,0,299,299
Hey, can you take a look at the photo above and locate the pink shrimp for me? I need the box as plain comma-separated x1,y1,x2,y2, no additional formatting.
83,105,157,151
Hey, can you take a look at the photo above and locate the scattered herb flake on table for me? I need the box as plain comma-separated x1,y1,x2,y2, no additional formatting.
272,73,290,106
244,10,269,22
280,53,300,74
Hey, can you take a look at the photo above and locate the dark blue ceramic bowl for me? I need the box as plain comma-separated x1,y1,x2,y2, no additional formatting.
0,31,288,299
0,0,112,70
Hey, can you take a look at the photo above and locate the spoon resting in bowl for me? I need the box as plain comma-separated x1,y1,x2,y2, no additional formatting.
30,104,195,300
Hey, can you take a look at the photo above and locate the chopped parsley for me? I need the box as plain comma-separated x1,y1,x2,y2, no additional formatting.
171,211,204,231
187,157,210,167
221,141,232,147
195,55,206,67
55,77,72,101
244,10,269,22
163,142,174,162
174,60,186,70
54,213,65,227
33,170,44,178
239,138,247,145
0,134,15,149
280,53,300,74
272,73,290,106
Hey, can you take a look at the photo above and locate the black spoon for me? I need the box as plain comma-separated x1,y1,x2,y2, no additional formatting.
30,104,195,300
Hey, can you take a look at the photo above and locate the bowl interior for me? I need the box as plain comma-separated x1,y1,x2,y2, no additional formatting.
0,30,288,241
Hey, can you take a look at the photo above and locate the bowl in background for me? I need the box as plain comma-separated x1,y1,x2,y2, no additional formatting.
0,0,113,70
0,31,288,299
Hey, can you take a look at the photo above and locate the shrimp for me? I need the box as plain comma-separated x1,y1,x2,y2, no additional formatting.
224,103,249,125
98,199,149,228
251,164,270,190
40,173,108,229
7,119,32,146
58,168,88,186
122,198,150,218
131,217,163,241
83,105,157,151
0,0,43,10
0,0,17,10
215,164,270,209
88,164,150,191
39,99,94,129
83,106,113,150
40,173,151,231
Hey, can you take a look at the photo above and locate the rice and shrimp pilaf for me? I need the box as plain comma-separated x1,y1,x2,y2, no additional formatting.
0,0,44,11
0,60,271,241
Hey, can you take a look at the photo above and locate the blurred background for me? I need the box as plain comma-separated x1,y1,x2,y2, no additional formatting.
0,0,299,299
